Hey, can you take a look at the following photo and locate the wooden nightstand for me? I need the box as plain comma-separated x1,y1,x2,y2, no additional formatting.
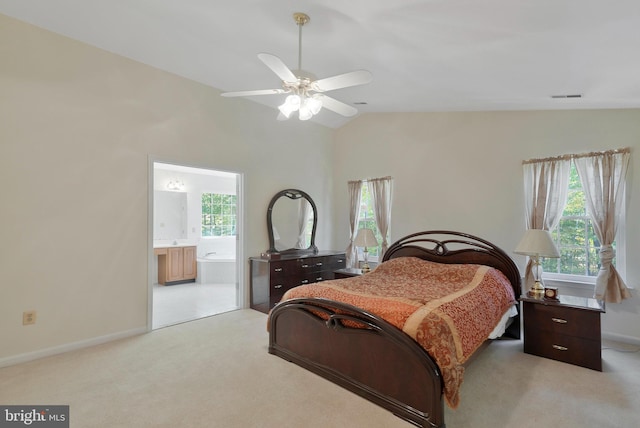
520,294,605,371
333,268,363,279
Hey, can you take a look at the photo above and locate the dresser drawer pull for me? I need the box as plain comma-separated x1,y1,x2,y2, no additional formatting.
551,318,568,324
300,279,309,284
301,264,309,268
316,277,324,281
274,284,283,289
316,262,323,266
274,268,283,272
552,344,568,351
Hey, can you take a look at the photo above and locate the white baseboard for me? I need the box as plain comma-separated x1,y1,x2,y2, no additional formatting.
602,331,640,347
0,327,148,368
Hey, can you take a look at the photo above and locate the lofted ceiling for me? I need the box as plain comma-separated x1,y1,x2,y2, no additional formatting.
2,0,640,128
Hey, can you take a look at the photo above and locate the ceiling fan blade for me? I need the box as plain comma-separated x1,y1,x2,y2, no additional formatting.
258,53,297,83
221,89,288,98
318,95,358,117
313,70,373,92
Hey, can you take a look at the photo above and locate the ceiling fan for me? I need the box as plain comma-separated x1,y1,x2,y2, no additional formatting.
221,12,372,121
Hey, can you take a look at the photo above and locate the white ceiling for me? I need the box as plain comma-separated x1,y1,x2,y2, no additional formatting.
2,0,640,128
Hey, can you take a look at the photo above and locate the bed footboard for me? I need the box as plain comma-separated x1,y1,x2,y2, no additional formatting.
268,298,446,428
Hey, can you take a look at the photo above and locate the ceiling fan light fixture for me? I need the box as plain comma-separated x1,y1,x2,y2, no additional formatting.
298,105,313,120
278,94,301,118
221,12,372,122
278,103,295,118
306,95,323,115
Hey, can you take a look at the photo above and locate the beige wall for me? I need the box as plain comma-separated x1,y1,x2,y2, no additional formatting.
333,111,640,343
0,15,335,363
2,12,639,365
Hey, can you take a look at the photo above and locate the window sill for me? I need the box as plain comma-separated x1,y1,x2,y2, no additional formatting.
542,277,594,298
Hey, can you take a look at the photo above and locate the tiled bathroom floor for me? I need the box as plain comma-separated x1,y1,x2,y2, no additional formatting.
152,282,238,329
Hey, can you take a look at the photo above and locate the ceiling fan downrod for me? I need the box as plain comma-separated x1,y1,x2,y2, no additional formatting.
293,12,309,72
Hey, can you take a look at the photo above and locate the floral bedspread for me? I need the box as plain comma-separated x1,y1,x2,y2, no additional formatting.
279,256,516,408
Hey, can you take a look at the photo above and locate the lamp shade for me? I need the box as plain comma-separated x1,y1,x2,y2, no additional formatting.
354,228,379,248
514,229,560,258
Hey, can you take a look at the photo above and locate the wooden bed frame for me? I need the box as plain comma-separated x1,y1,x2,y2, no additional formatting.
268,231,522,428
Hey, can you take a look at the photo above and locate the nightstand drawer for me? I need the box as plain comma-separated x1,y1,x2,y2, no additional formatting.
524,329,602,371
523,302,601,340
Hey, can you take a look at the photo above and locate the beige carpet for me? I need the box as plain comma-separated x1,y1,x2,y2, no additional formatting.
1,309,638,427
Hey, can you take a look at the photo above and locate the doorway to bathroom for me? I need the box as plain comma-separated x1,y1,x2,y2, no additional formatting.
151,161,241,329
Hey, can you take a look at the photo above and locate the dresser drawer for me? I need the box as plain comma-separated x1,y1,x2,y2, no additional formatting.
270,257,327,277
524,329,602,371
523,301,601,341
269,260,296,278
325,254,347,270
298,257,325,272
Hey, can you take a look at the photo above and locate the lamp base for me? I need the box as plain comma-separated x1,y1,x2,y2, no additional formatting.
527,280,545,299
361,262,371,273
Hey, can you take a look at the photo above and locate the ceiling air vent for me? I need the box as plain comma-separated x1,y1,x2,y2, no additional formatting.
551,94,582,99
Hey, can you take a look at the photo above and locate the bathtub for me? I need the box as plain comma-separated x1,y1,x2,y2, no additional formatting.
197,254,236,284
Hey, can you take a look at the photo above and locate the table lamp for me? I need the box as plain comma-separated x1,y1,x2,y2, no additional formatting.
514,229,560,298
354,228,379,273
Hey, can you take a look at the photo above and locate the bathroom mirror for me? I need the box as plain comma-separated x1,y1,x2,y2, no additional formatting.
154,190,188,240
267,189,318,254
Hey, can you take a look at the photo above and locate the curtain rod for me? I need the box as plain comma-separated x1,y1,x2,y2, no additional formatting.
522,147,630,165
348,175,392,185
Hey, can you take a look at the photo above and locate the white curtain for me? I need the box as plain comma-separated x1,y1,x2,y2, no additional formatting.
573,149,631,303
346,180,363,268
295,199,312,249
522,157,571,289
368,176,393,259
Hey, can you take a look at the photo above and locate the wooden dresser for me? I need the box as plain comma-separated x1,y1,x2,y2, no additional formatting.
521,294,605,371
250,251,346,313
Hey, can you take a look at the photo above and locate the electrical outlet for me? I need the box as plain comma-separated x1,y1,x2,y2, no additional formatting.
23,310,36,325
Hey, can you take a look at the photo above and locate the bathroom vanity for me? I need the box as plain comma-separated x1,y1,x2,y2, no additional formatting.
154,245,197,285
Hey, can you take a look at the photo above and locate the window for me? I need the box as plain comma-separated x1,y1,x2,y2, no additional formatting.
541,163,624,282
201,193,237,237
358,185,382,261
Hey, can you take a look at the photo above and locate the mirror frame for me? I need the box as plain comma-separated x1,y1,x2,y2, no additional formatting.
267,189,318,255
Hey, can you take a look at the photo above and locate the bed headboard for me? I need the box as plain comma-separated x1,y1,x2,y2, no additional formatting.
382,230,521,297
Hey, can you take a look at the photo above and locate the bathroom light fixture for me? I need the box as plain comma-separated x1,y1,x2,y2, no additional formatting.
166,179,185,191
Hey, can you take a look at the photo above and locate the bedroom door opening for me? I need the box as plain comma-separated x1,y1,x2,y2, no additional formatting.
150,161,243,330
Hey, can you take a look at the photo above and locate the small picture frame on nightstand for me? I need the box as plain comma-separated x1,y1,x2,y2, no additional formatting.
543,286,559,300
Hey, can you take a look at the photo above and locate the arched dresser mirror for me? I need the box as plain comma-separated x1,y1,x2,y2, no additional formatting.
267,189,318,254
250,188,345,313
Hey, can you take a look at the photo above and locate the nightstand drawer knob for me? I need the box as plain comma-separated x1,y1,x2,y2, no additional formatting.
552,344,568,351
552,317,568,324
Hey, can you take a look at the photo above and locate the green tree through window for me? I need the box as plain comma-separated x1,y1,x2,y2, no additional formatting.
541,163,615,277
358,185,382,260
202,193,237,237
